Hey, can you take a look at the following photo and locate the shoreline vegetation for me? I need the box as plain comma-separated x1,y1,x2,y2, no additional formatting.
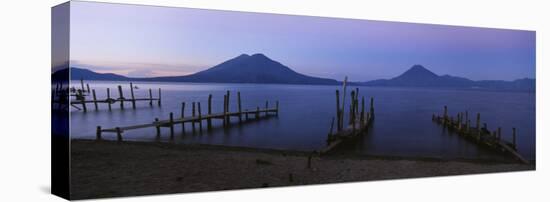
70,139,534,199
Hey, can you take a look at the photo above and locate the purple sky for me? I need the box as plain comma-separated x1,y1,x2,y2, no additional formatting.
70,1,535,81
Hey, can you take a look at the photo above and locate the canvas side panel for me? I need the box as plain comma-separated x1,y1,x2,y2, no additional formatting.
51,1,70,200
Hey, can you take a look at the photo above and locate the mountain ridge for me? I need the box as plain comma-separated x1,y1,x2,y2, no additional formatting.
362,65,534,91
138,53,338,85
64,56,535,91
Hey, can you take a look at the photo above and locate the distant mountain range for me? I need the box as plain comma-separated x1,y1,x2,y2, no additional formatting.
362,65,535,91
61,54,535,92
69,68,129,81
69,53,337,85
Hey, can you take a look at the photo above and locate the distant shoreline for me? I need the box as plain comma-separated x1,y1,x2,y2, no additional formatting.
68,79,536,93
70,139,534,199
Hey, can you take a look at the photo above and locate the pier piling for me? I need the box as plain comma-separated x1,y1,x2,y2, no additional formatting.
208,94,213,129
169,112,174,138
198,102,203,132
118,85,124,109
96,126,102,140
149,89,153,106
238,92,242,123
335,90,341,131
223,95,227,127
107,88,112,111
192,102,196,133
116,127,122,142
370,97,374,119
130,83,136,109
157,88,162,106
92,89,98,111
360,96,365,127
80,79,85,92
181,102,186,133
155,118,160,138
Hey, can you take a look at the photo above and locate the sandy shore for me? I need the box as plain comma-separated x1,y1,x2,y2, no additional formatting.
70,139,534,199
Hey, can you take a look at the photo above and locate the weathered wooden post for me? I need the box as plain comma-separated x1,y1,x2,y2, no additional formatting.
86,83,91,94
155,118,161,138
198,102,203,132
512,128,517,149
148,88,153,106
370,97,375,119
92,89,98,111
350,91,356,129
208,94,213,129
77,89,87,112
223,95,227,127
465,111,469,129
96,126,102,140
192,102,196,133
237,92,242,123
80,78,85,92
225,90,230,124
169,112,174,138
181,102,186,133
157,88,162,106
354,88,359,116
335,90,341,131
329,117,335,136
107,88,112,111
130,83,136,109
340,77,348,131
118,85,124,109
360,96,365,127
116,127,122,142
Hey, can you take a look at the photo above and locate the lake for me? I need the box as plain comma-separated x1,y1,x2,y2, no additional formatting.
70,81,536,160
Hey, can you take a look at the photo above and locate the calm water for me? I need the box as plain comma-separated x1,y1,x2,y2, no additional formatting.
70,81,536,160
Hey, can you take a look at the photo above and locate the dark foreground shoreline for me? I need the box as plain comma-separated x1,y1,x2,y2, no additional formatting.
70,139,534,200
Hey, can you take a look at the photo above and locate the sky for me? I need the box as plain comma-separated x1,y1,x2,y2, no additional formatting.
69,1,536,81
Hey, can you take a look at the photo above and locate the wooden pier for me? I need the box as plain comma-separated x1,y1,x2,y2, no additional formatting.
432,106,529,164
70,81,161,112
321,78,375,154
96,91,279,141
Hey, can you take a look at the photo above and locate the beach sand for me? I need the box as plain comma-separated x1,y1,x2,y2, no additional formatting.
70,139,534,199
